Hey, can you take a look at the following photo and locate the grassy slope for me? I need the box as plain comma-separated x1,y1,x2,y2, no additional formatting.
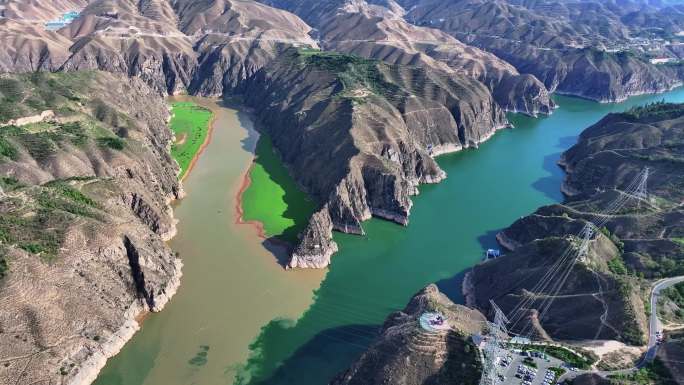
0,72,128,276
169,101,213,179
240,135,315,242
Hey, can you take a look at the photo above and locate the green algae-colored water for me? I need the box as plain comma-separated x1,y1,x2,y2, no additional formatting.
93,90,684,385
169,101,213,179
240,135,315,241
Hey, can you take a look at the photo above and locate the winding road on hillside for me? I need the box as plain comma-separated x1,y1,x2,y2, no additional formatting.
557,276,684,382
642,276,684,365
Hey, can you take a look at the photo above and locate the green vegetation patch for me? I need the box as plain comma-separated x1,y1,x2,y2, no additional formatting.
547,366,566,378
0,71,92,123
0,179,101,261
169,101,213,179
624,100,684,121
608,256,629,275
0,210,64,262
97,136,125,150
607,358,675,384
240,135,315,242
295,48,401,102
0,119,119,162
542,346,596,369
659,282,684,323
0,136,18,160
0,253,8,279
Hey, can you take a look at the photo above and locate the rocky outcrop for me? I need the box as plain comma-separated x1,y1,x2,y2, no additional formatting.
469,102,684,347
331,284,486,385
241,49,508,268
289,206,339,268
0,71,182,385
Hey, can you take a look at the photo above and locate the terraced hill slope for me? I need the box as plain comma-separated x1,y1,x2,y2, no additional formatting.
259,0,555,116
0,0,318,94
331,285,486,385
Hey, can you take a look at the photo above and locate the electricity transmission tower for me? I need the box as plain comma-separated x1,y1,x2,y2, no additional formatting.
479,301,509,385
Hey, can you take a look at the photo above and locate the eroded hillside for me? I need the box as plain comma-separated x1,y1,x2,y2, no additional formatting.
242,48,508,268
400,0,684,102
470,102,684,348
0,71,182,384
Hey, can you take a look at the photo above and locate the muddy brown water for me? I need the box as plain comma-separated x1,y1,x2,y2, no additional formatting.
93,97,324,385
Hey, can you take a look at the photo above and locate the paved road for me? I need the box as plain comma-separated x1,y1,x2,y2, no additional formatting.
557,276,684,382
641,276,684,365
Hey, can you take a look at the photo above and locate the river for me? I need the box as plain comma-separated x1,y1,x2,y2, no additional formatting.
93,97,324,385
94,90,684,385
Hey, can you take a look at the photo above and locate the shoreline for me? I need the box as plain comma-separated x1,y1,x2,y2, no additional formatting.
234,158,296,264
234,160,270,240
553,82,684,104
68,256,183,385
71,98,218,385
178,100,219,182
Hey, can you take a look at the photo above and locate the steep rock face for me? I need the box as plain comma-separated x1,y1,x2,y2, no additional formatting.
469,102,684,347
331,284,486,385
400,0,684,102
0,71,182,384
241,49,507,268
259,0,555,116
480,43,684,103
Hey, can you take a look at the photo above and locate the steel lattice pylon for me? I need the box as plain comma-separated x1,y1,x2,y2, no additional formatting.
479,301,509,385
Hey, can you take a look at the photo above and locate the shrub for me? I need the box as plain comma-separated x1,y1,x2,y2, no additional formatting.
97,137,125,150
0,256,8,279
20,243,47,254
608,256,629,275
20,132,57,161
0,137,18,160
45,181,97,208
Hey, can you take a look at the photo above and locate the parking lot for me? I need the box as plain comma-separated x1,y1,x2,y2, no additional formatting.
493,350,568,385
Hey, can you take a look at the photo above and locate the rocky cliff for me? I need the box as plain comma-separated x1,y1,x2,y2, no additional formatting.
469,102,684,348
331,284,486,385
241,48,508,268
0,71,182,384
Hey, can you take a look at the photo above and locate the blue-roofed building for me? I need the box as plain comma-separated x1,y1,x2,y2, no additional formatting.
45,10,80,30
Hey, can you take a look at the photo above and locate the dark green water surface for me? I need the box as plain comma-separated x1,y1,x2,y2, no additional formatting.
235,91,684,385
